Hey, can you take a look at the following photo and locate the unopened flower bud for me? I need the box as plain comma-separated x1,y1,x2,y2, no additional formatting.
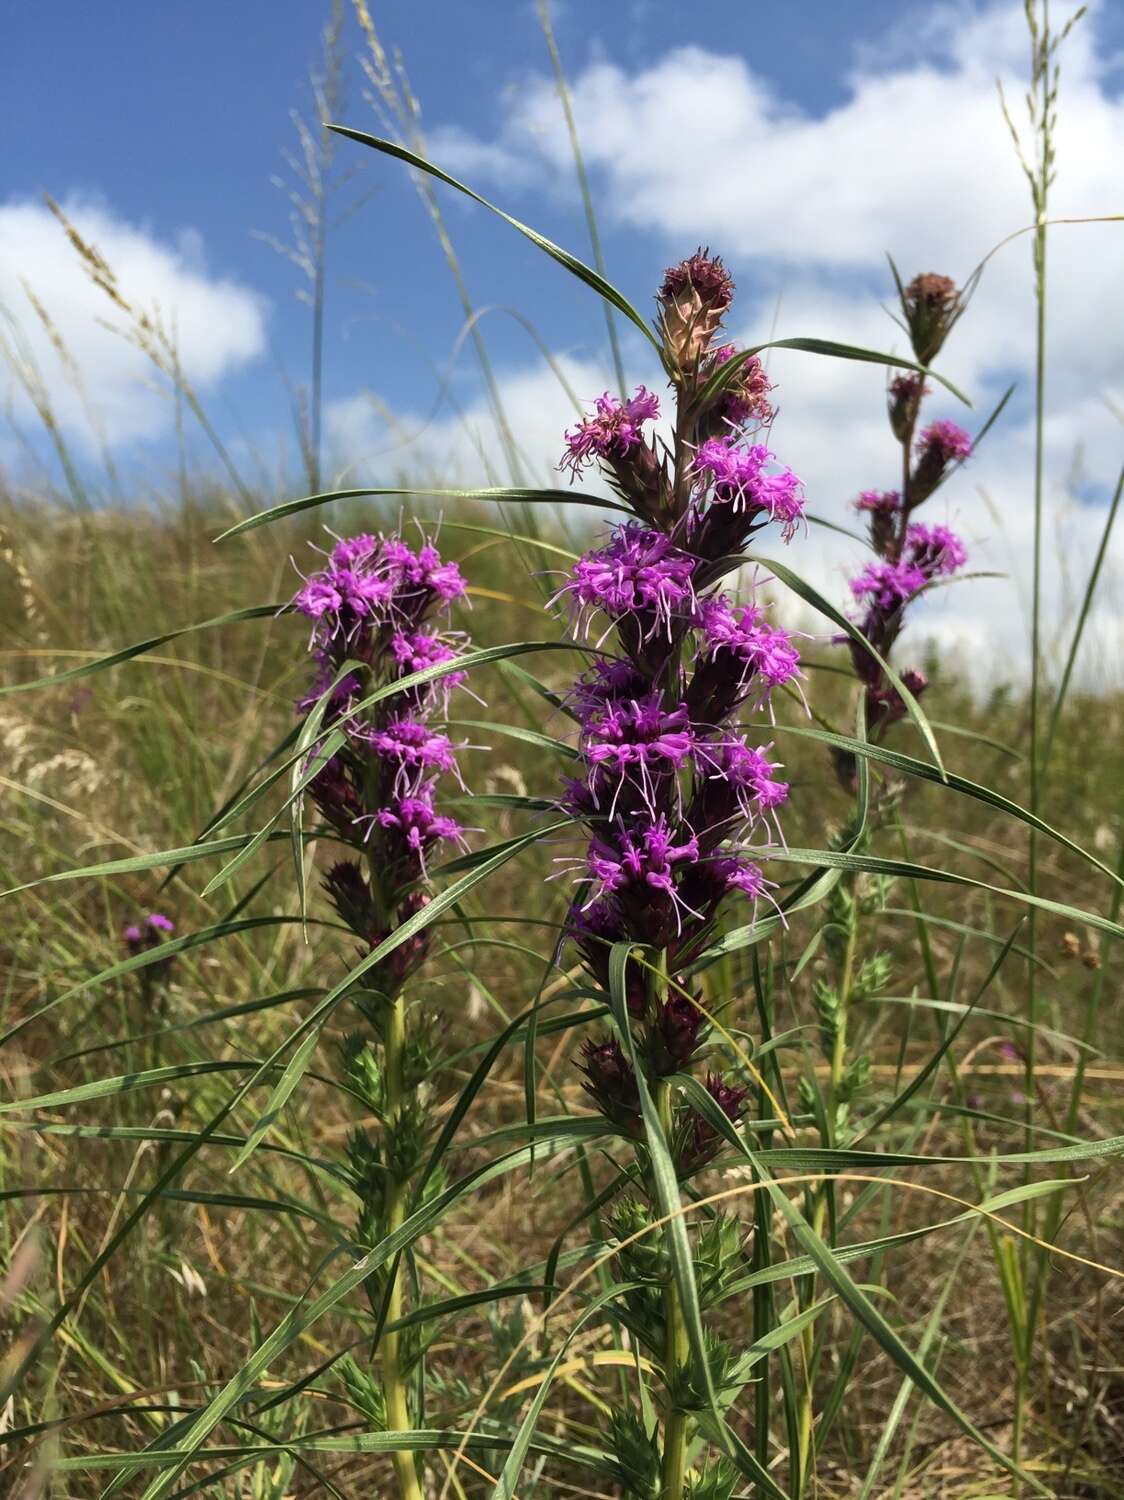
887,373,928,442
901,272,961,365
658,249,735,366
649,993,706,1075
323,860,376,942
578,1036,642,1136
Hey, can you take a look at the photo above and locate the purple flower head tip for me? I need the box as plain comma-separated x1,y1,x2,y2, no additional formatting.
918,419,972,465
692,438,805,539
660,250,735,312
854,489,901,514
850,559,927,611
561,388,660,478
146,913,175,935
558,523,697,639
906,522,967,576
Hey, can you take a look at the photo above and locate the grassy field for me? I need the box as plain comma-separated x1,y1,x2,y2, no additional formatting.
1,4,1122,1496
1,489,1121,1497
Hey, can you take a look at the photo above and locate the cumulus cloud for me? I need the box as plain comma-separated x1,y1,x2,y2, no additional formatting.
0,196,267,447
354,0,1123,687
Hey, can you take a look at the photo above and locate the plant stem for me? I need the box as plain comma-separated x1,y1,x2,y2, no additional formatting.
656,1076,689,1500
383,991,424,1500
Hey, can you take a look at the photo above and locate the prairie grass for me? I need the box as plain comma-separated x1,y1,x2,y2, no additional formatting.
1,3,1121,1497
1,489,1120,1497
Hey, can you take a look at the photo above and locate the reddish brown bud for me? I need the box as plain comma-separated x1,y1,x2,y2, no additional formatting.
658,248,735,366
901,272,961,365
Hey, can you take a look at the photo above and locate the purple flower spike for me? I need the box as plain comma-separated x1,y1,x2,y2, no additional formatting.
292,527,473,993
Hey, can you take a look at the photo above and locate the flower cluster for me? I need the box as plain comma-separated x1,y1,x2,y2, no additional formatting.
292,528,471,992
560,252,803,1173
842,273,973,738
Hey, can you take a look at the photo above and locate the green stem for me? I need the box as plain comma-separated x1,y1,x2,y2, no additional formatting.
383,992,423,1500
656,1076,689,1500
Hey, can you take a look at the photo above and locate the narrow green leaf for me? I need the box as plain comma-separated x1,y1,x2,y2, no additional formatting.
0,604,283,698
774,721,1123,891
327,128,661,353
750,552,944,775
216,485,628,543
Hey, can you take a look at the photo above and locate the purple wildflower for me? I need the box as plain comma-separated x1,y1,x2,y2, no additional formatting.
559,524,697,640
692,439,805,537
850,559,928,611
362,717,464,793
709,344,774,429
918,420,972,465
855,489,901,514
561,388,660,478
906,522,967,576
292,529,473,994
582,693,697,812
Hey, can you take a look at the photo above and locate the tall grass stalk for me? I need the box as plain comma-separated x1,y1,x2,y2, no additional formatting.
999,2,1086,1472
535,0,628,400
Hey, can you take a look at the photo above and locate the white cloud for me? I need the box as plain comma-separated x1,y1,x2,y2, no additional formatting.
0,195,267,447
362,0,1123,688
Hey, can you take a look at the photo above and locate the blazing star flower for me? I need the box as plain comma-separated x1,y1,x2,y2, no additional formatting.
553,252,802,1157
660,250,735,313
710,344,774,428
855,489,901,514
293,566,395,637
918,419,972,465
293,528,473,995
372,788,467,875
688,596,802,720
850,559,928,611
122,912,177,981
561,388,660,477
727,742,789,808
363,717,464,793
586,816,702,929
383,539,467,608
559,524,697,639
906,522,967,576
692,438,805,538
582,693,697,810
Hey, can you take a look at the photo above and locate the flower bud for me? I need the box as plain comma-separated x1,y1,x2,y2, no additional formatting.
887,373,928,443
578,1036,642,1136
648,994,706,1075
658,249,735,367
853,489,901,556
901,272,961,365
323,860,376,941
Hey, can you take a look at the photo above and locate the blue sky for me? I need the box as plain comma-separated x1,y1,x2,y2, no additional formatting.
3,0,1122,678
9,0,1106,464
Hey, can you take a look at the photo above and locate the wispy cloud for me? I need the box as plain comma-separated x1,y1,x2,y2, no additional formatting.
0,195,267,447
